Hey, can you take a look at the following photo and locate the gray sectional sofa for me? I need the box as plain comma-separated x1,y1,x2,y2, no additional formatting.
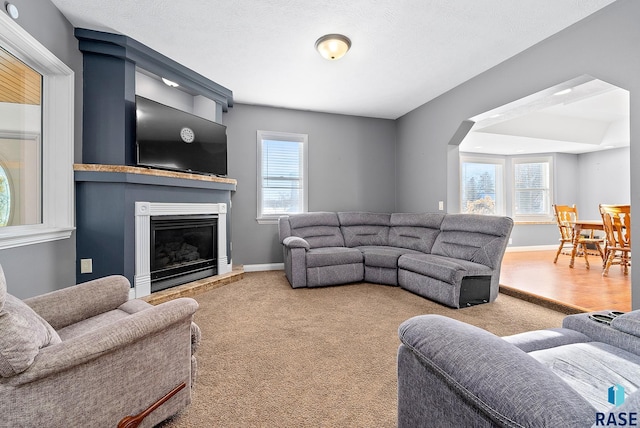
278,212,513,308
398,310,640,427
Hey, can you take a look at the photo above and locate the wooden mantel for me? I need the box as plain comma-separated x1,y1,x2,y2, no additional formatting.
74,163,237,189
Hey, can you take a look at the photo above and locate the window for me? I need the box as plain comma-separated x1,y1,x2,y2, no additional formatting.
512,157,553,220
0,163,11,226
257,130,308,223
0,12,74,249
460,157,505,215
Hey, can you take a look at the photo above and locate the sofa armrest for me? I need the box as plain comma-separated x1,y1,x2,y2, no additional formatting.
398,315,594,427
23,275,131,330
502,327,592,352
10,297,198,385
283,246,307,288
283,236,310,250
563,311,640,356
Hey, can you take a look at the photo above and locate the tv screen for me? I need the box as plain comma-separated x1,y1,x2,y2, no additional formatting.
136,95,227,176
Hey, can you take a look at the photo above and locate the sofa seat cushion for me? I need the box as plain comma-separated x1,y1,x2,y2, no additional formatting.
306,247,363,268
398,253,492,285
530,342,640,412
358,246,421,268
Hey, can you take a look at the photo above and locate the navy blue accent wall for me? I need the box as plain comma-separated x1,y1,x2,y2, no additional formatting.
75,171,233,284
82,53,137,165
74,28,236,287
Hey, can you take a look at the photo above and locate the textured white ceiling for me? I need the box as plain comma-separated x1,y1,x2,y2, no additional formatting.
50,0,616,119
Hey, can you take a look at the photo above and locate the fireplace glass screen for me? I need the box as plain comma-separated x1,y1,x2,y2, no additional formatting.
150,214,217,292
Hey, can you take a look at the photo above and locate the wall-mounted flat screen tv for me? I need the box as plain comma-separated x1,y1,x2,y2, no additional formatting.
136,95,227,176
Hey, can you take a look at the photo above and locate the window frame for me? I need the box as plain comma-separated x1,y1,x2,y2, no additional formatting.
459,155,506,216
511,156,554,222
256,130,308,224
0,12,75,249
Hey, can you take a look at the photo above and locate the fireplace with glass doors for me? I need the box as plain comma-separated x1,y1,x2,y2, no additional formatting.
150,214,218,292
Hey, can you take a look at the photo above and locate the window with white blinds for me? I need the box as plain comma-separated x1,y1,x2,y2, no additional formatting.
512,157,553,220
257,130,308,223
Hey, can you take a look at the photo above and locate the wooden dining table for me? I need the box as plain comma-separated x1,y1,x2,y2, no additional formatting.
569,220,604,268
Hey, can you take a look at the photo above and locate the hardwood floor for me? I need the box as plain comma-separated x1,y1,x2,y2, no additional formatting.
499,249,631,312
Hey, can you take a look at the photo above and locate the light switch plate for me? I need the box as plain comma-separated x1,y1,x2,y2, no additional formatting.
80,258,93,274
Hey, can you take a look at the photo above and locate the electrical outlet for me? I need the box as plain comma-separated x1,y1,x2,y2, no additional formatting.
80,258,93,274
438,201,444,211
508,238,513,245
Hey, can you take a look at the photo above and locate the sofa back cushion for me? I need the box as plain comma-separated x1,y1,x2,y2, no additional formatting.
389,213,445,253
338,212,390,247
286,212,345,248
431,214,513,268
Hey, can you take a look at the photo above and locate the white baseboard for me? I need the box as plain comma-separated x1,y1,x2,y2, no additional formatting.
505,245,557,252
243,263,285,272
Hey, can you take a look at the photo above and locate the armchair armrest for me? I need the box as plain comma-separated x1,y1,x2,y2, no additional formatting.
398,315,594,427
23,275,131,330
283,236,310,250
10,297,198,386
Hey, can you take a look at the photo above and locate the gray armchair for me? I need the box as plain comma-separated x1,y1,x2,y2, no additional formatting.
0,265,200,427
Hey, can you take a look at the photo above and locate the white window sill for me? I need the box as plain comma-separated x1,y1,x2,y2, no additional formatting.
0,225,75,250
513,217,555,224
257,217,280,225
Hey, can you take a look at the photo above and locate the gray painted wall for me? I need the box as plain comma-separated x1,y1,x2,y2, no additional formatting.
396,0,640,308
0,0,81,298
224,103,396,266
578,147,631,220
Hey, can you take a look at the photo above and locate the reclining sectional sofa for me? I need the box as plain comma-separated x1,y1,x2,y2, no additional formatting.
278,212,513,308
398,310,640,427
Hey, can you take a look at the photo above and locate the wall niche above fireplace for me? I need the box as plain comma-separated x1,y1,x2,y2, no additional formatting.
75,27,234,167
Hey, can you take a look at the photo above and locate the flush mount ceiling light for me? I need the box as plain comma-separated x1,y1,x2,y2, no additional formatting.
315,34,351,60
161,77,179,87
553,88,572,96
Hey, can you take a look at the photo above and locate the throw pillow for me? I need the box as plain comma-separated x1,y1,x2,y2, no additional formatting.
0,293,62,377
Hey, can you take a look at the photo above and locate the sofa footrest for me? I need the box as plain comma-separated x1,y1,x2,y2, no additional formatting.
359,246,419,286
307,263,363,287
364,266,398,286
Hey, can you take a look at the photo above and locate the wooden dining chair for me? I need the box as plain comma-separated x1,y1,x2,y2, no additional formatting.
553,204,604,268
599,204,631,276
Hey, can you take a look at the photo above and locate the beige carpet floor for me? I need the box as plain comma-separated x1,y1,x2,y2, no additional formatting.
160,271,568,428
